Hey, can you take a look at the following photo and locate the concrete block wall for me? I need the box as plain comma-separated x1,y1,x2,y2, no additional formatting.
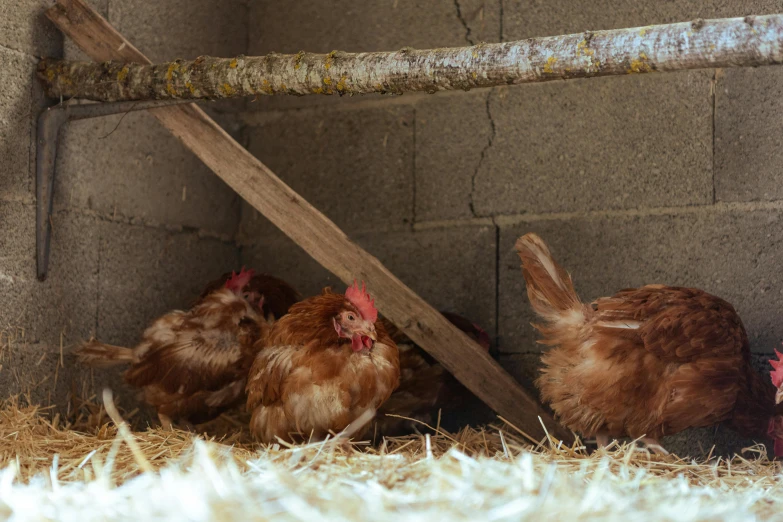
239,0,783,455
4,0,783,455
0,0,244,412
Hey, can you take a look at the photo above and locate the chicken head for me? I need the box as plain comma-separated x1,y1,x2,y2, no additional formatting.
225,267,264,308
333,280,378,352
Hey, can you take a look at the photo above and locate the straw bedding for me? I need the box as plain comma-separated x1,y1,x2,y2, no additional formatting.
0,395,782,521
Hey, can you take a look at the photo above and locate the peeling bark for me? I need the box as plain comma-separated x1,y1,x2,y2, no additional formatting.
38,15,783,102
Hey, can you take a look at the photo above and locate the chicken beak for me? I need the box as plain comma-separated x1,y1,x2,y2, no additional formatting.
776,387,783,405
360,324,377,348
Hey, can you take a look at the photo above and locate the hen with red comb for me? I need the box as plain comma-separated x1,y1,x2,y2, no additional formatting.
75,270,276,428
198,270,302,321
225,267,255,294
246,283,399,443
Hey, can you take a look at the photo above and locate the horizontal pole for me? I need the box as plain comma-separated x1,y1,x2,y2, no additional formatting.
38,14,783,103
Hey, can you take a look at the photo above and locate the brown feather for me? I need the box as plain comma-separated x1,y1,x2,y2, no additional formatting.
76,285,269,425
75,340,135,368
197,272,301,319
245,290,400,443
516,232,775,446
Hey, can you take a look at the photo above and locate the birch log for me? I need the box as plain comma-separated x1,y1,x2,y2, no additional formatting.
43,0,573,443
38,14,783,102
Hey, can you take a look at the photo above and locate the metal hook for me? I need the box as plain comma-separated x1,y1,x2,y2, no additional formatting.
35,99,194,281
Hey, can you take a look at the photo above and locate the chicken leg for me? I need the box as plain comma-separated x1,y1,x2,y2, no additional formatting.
595,432,610,449
641,437,669,455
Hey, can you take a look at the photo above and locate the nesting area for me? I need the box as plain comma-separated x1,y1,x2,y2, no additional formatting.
8,0,783,520
0,397,780,521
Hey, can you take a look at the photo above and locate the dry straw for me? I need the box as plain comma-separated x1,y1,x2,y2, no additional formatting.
0,394,782,521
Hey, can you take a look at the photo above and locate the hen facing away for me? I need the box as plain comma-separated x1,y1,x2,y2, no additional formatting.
75,268,277,428
373,312,492,438
197,271,301,321
246,282,400,444
515,233,783,456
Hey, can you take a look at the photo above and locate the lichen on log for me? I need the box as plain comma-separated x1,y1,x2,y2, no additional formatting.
38,14,783,103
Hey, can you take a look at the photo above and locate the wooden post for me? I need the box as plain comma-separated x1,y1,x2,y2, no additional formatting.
38,14,783,103
44,0,572,443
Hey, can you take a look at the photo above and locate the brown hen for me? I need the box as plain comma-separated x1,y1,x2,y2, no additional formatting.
372,312,491,438
246,282,399,443
197,270,301,321
515,232,783,455
75,268,269,428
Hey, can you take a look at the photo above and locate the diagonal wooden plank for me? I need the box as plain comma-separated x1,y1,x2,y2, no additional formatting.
45,0,572,443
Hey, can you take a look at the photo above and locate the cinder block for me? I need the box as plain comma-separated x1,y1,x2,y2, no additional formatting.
249,0,498,56
240,105,414,240
502,0,783,40
715,66,783,202
0,0,61,57
239,229,340,299
498,353,541,398
415,90,492,221
241,222,497,335
108,0,247,62
246,0,500,111
0,201,99,345
55,110,240,236
0,48,35,198
0,201,36,331
474,72,712,216
498,208,783,354
28,210,100,343
97,222,239,347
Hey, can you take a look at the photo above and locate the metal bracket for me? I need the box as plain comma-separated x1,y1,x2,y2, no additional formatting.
35,99,194,281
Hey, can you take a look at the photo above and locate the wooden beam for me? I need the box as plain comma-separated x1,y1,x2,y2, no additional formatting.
45,0,572,443
38,14,783,103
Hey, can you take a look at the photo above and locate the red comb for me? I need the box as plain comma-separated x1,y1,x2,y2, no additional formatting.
770,348,783,388
225,267,255,293
345,280,377,323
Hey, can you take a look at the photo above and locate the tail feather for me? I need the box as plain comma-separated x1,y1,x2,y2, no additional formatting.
514,233,582,323
75,339,135,368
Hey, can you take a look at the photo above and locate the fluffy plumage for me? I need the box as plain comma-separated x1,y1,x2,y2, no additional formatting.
197,270,301,321
76,271,271,426
246,286,399,443
515,232,783,455
373,312,492,437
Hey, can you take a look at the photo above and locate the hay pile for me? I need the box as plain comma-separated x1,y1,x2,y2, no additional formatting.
0,398,782,521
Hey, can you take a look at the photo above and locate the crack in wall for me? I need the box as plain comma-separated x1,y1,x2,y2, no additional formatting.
711,69,719,204
493,219,501,353
95,231,102,337
469,89,497,217
499,0,504,42
411,107,418,227
453,0,475,45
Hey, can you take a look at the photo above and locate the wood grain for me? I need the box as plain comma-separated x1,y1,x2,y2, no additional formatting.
45,0,572,442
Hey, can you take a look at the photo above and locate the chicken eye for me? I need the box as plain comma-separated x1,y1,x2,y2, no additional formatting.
347,314,355,321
